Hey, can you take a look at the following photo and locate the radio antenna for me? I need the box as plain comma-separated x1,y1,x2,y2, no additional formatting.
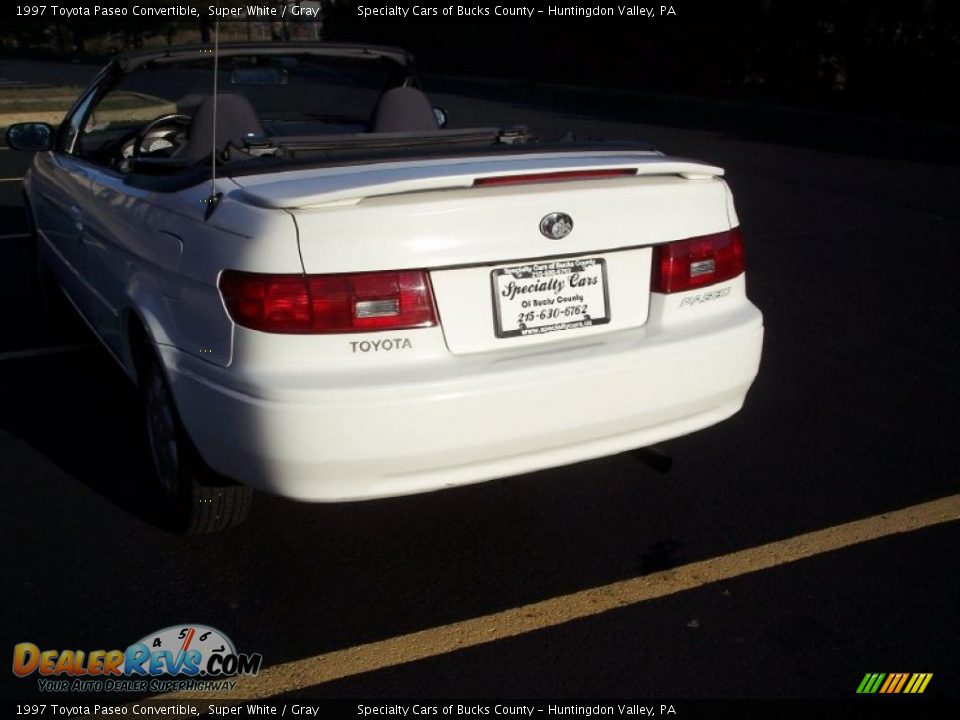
205,21,222,219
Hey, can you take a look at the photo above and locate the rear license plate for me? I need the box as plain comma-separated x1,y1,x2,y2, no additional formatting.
492,258,610,338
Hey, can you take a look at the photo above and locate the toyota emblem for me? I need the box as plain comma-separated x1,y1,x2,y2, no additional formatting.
539,212,574,239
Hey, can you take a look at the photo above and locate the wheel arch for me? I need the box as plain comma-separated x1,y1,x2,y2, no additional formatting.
120,272,184,385
122,303,176,387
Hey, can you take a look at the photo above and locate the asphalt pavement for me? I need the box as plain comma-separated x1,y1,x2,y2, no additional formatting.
0,62,958,705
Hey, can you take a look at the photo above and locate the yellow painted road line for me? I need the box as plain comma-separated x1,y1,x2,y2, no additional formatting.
0,177,24,182
156,494,960,701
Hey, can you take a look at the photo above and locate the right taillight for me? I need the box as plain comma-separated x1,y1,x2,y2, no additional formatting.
651,227,745,294
218,270,438,333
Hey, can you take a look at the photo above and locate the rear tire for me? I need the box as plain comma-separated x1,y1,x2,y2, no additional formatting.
142,354,252,534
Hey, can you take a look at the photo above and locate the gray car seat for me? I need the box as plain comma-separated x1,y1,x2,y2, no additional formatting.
181,93,264,162
369,86,439,133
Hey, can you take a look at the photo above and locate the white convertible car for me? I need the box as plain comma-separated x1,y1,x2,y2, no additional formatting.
8,43,763,533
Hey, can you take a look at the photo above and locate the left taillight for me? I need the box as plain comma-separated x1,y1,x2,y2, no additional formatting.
651,227,745,294
218,270,438,333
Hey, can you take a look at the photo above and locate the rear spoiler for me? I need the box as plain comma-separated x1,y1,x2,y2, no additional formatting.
232,154,725,209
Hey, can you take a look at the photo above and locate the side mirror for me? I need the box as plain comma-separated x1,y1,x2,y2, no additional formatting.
433,107,448,129
6,122,54,152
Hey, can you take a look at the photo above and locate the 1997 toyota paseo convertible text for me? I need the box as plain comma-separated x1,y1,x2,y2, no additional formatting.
7,43,763,533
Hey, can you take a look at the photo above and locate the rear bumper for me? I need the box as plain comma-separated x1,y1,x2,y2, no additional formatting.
163,304,763,501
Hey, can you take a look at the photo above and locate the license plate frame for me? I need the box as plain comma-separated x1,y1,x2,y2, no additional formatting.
491,257,611,338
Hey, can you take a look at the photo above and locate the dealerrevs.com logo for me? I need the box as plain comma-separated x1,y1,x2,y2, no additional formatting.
12,625,263,693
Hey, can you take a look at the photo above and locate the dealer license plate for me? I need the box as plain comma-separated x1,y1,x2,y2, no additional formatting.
492,258,610,338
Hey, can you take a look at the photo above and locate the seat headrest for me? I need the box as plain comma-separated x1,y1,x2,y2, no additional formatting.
182,93,264,162
370,86,439,134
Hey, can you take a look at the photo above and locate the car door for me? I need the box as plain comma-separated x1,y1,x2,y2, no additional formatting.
76,164,174,357
69,82,193,357
31,88,99,322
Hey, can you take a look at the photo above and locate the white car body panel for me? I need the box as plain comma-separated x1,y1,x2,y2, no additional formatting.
164,294,761,501
27,140,763,502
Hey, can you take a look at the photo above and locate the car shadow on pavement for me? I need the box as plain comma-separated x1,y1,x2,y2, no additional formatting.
0,335,175,531
0,195,164,530
0,204,27,233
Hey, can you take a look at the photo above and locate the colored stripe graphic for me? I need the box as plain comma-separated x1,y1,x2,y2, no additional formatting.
891,673,909,693
858,673,932,694
857,673,886,694
906,673,933,694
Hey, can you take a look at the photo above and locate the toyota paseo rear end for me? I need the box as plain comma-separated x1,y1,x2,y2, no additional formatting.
10,43,763,532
